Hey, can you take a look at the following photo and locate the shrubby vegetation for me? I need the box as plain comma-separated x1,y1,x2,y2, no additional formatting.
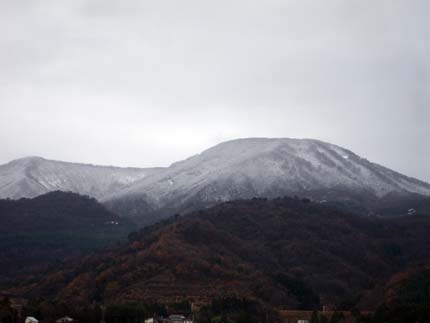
0,297,271,323
0,297,278,323
0,298,169,323
0,298,17,323
371,267,430,323
274,273,320,309
196,297,280,323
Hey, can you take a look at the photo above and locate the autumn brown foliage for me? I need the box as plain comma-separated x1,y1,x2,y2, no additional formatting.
8,197,430,309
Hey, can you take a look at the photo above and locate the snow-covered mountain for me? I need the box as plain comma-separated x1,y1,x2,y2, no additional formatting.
0,156,162,200
2,138,430,224
103,138,430,223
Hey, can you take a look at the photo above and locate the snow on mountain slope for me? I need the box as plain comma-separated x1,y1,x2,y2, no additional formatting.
3,138,429,224
104,138,430,220
0,156,162,200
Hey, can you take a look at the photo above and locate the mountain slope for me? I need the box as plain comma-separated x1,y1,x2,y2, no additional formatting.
11,197,430,308
0,191,135,285
0,157,162,200
104,138,430,224
2,138,429,225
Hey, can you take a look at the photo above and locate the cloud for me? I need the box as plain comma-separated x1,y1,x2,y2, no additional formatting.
0,0,429,181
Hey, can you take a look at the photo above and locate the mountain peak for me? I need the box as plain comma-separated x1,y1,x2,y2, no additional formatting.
104,138,430,225
201,137,348,157
2,138,430,225
9,156,46,165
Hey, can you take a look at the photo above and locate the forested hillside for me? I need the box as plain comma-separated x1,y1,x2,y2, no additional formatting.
10,197,430,309
0,191,135,286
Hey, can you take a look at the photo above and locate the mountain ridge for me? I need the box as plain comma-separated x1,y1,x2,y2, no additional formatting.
2,138,430,225
108,138,430,201
0,156,163,200
103,138,430,224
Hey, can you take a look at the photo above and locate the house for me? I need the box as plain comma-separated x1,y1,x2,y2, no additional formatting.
168,315,186,323
279,309,372,323
56,317,74,323
147,315,194,323
56,317,75,323
279,310,313,323
25,317,39,323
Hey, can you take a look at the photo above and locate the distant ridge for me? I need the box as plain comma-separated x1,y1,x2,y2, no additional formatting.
0,156,163,200
1,138,430,224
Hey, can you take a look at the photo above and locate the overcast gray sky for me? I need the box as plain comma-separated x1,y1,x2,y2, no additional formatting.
0,0,429,181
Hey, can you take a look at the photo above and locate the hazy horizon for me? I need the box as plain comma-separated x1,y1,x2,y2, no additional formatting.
1,1,429,182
